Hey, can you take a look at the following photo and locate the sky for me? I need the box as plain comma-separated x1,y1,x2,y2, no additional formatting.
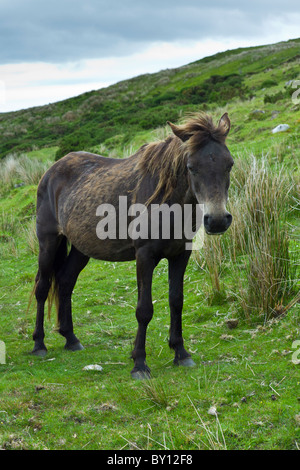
0,0,299,112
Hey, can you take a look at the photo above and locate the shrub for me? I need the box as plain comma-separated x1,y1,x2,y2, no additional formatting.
55,130,93,160
263,90,289,103
261,79,277,88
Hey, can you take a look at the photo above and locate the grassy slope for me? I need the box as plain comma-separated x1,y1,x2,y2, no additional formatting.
0,39,299,450
0,37,299,158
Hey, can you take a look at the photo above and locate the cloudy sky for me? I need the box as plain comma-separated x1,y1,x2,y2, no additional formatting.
0,0,299,112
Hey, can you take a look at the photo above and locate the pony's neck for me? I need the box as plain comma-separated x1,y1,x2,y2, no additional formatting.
168,167,196,207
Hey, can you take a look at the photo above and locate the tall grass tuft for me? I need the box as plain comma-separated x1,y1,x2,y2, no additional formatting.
0,153,51,189
141,378,175,409
22,217,38,255
195,153,298,322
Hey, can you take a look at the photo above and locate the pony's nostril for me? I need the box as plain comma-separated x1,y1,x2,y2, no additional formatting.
226,213,232,225
204,214,211,229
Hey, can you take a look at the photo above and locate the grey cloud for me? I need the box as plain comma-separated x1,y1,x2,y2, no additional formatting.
1,0,299,64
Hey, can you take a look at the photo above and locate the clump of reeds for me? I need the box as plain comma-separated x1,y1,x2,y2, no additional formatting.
0,153,50,188
22,217,38,255
0,154,49,256
237,155,297,321
195,153,299,322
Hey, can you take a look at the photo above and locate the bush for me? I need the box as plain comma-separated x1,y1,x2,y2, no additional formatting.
264,90,289,104
180,74,248,106
55,130,93,160
261,79,277,88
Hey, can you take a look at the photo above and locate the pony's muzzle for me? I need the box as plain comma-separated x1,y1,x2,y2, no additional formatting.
204,212,232,235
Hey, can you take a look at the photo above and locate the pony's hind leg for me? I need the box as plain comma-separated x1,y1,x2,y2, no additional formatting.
55,245,89,351
32,234,62,356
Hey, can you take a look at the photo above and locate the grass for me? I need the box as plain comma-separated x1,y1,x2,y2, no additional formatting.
0,250,299,450
0,39,299,450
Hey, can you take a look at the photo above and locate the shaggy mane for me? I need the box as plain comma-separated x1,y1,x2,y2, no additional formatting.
134,113,228,205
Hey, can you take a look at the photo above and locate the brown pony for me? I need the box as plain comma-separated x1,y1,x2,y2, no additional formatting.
31,112,234,378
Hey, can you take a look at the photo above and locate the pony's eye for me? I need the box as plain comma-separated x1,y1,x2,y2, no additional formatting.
187,164,197,175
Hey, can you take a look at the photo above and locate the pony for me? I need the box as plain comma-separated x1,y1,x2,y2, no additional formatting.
31,112,234,378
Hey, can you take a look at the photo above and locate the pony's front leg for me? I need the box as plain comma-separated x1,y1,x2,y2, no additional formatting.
131,248,157,379
168,251,196,367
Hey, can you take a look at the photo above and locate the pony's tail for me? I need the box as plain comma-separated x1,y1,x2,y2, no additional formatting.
47,236,69,326
47,276,59,323
27,236,69,327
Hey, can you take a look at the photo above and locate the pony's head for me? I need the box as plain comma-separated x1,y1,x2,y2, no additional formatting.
168,113,234,234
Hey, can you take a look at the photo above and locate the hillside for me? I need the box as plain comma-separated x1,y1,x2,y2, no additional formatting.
0,37,299,160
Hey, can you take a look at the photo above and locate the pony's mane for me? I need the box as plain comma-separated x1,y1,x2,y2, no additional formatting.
134,113,227,205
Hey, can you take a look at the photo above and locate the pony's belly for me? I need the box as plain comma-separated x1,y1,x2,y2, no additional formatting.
67,231,136,262
88,240,136,262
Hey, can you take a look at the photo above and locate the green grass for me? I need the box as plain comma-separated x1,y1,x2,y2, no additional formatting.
0,241,299,450
0,38,299,450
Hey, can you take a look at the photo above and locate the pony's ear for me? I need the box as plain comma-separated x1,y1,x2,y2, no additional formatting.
218,113,231,137
167,121,191,142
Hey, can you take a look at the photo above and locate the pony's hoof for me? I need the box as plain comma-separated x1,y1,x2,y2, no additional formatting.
131,370,151,380
31,348,47,357
176,357,196,367
65,341,84,352
131,367,151,380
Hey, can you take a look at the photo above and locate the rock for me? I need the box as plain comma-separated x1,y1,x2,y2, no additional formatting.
272,124,290,134
82,364,103,371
